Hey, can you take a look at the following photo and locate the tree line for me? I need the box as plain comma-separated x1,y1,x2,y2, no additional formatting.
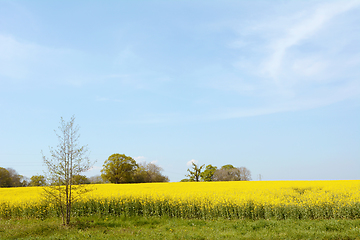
0,154,169,187
182,162,251,182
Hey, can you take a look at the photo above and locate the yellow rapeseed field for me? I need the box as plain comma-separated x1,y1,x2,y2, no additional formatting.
1,180,360,220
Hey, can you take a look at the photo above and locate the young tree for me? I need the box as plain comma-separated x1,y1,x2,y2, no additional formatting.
42,116,93,225
186,162,204,182
101,153,138,183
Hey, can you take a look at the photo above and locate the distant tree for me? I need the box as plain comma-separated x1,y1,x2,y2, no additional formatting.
213,165,251,181
200,164,217,181
101,153,138,184
180,178,191,182
0,167,12,187
220,164,235,170
88,175,104,184
186,162,204,182
42,116,93,225
72,175,90,185
0,168,28,187
145,162,169,182
237,167,251,181
133,162,147,183
6,168,22,187
20,176,30,187
30,175,47,186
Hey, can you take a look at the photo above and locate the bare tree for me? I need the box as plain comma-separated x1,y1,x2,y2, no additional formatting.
42,116,93,225
213,166,251,181
238,167,251,181
142,162,169,182
132,161,169,183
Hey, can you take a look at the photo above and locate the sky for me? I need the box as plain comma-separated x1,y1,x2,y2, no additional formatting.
0,0,359,182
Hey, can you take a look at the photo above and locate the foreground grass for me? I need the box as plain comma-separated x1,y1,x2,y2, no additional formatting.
1,216,360,240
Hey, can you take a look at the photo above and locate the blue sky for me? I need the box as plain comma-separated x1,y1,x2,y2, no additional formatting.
0,0,359,182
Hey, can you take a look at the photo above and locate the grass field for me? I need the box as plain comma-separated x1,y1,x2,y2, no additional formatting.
1,216,360,239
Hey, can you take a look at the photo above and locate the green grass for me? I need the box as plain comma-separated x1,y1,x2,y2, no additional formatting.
1,216,360,239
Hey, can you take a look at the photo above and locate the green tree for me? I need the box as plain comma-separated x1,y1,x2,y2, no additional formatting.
101,154,138,184
133,162,147,183
220,164,235,170
200,164,217,181
180,178,191,182
0,168,26,187
42,116,93,225
0,167,12,187
186,162,204,182
30,175,47,186
72,175,90,185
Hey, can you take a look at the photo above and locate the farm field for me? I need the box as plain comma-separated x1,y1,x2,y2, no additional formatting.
1,180,360,239
1,180,360,220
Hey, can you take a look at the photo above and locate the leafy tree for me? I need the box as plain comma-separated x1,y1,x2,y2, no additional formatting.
133,163,147,183
0,167,11,187
42,116,93,225
186,162,204,182
180,178,191,182
30,175,47,186
72,175,90,185
220,164,235,170
0,168,27,187
101,153,138,184
200,164,217,181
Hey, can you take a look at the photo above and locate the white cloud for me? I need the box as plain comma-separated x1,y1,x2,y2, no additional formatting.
134,156,146,162
186,159,198,166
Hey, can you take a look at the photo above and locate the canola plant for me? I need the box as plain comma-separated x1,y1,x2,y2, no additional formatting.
1,180,360,220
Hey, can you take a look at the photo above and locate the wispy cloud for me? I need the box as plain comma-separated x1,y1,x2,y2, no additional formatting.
207,0,360,119
262,0,360,82
0,34,89,86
